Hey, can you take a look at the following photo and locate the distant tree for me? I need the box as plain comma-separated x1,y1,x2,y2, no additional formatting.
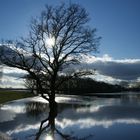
0,48,3,88
24,75,37,94
0,3,100,107
0,66,3,88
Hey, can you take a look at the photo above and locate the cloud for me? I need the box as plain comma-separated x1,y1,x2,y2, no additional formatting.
80,54,140,81
1,54,140,88
1,75,25,88
91,73,123,85
0,66,27,88
2,66,27,78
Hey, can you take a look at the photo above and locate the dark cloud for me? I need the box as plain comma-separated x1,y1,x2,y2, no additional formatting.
85,60,140,80
1,51,140,85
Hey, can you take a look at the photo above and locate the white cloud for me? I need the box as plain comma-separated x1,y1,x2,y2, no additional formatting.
81,53,140,64
91,73,123,85
1,75,25,88
3,66,26,74
63,54,140,84
0,66,27,88
80,54,112,63
80,54,140,81
1,54,140,88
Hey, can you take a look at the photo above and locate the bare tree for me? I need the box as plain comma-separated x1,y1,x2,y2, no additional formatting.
0,3,100,106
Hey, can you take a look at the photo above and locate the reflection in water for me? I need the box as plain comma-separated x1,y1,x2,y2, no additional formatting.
35,101,57,140
0,131,12,140
0,94,140,140
25,102,49,117
35,101,93,140
24,99,94,140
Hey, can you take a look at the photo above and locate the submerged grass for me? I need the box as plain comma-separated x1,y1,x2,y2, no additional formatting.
0,90,34,104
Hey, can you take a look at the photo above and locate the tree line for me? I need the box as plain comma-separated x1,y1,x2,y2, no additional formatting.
25,75,125,95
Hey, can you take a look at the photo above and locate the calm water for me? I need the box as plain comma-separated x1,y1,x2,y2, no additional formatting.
0,93,140,140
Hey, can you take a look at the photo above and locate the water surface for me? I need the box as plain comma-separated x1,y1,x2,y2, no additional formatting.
0,93,140,140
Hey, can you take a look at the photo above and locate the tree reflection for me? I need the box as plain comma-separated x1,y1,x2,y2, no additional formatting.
35,105,63,140
0,131,12,140
34,101,93,140
35,101,57,140
25,102,49,117
38,102,79,140
25,100,93,140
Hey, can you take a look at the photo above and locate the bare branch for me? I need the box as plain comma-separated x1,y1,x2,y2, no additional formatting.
0,3,100,102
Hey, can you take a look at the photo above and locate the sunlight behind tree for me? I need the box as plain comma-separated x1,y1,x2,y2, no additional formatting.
45,36,55,47
45,135,53,140
0,3,100,106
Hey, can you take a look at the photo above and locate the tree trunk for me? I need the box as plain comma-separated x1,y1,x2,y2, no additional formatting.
35,98,58,140
49,95,57,114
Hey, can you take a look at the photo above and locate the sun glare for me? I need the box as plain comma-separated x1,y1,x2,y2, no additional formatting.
45,135,53,140
46,37,55,47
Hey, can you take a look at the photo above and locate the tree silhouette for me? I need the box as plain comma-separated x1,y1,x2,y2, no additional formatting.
0,65,3,88
0,3,100,106
0,46,3,88
35,103,94,140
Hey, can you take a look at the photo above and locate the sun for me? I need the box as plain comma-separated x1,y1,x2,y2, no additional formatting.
45,135,53,140
46,37,55,47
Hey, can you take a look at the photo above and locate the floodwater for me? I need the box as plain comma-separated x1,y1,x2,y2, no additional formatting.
0,93,140,140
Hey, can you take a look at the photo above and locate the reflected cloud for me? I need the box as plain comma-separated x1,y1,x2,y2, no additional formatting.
1,96,140,140
1,104,25,114
76,105,102,113
6,123,40,135
0,110,15,122
56,118,140,130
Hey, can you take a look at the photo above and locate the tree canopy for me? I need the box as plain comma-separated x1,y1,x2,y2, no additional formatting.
0,3,100,103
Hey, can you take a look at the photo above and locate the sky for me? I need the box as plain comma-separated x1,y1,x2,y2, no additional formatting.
0,0,140,59
0,0,140,88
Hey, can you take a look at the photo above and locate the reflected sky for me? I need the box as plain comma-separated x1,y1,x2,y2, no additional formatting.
0,94,140,140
